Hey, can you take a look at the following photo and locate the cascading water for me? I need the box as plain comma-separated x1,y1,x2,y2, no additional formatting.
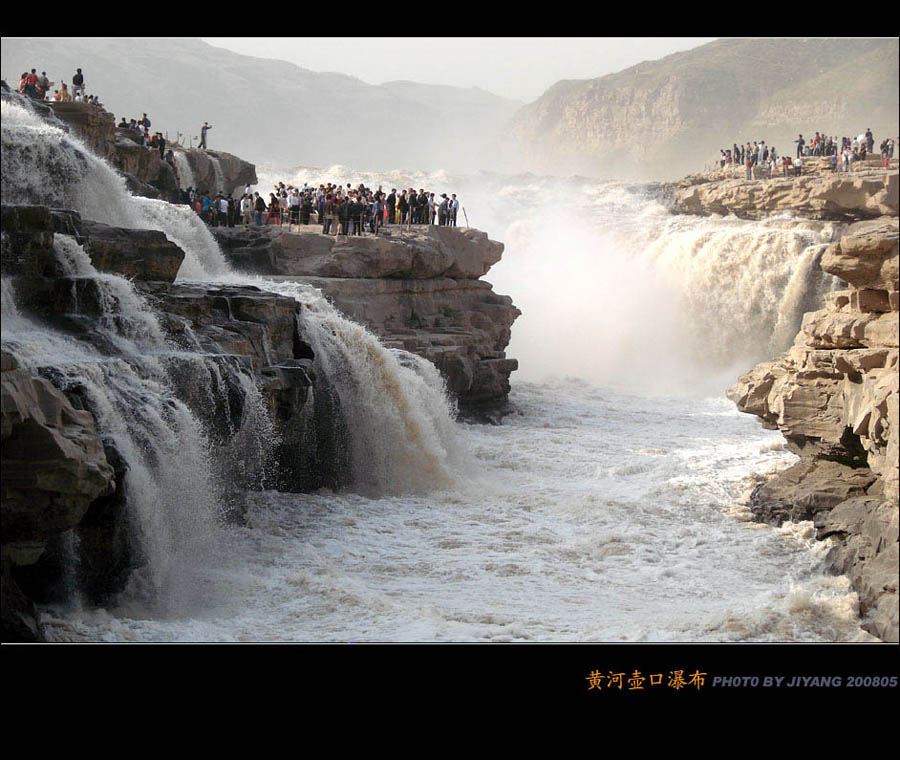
2,96,870,642
2,99,269,613
256,165,839,395
172,150,196,191
209,154,226,194
2,99,229,280
257,279,466,496
2,259,222,614
1,96,466,623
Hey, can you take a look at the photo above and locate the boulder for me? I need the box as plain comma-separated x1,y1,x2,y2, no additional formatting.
80,220,185,282
1,356,116,550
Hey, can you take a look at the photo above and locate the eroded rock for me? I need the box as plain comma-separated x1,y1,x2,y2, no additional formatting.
730,214,899,641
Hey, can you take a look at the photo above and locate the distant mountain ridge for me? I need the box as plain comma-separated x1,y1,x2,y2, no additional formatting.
504,38,900,181
5,38,897,181
1,37,523,173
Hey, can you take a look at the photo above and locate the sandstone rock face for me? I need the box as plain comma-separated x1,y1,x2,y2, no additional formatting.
80,220,185,282
42,101,259,204
1,353,116,548
295,275,520,415
44,100,185,202
729,218,899,641
504,39,899,180
212,224,520,418
111,136,179,201
214,224,503,280
177,148,257,197
1,350,116,641
47,101,117,163
670,164,898,222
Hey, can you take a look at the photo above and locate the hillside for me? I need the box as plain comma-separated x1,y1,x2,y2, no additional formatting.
505,38,899,181
1,37,522,173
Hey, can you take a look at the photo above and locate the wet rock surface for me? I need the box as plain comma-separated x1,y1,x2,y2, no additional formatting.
212,224,520,418
729,214,899,641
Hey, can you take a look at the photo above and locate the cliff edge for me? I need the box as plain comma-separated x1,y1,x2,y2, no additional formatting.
718,165,898,641
212,223,520,419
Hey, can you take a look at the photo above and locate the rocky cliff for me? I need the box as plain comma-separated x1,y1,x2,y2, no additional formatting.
720,165,899,641
212,223,520,419
668,158,898,222
506,38,899,180
1,207,519,639
17,89,257,204
0,205,334,639
1,83,521,639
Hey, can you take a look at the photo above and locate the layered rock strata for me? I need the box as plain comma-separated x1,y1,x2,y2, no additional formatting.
0,206,327,640
669,161,898,222
728,217,899,641
212,224,520,419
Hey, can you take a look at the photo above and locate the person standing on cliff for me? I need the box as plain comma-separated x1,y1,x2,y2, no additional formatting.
72,68,84,98
370,195,383,234
322,194,334,235
397,191,408,227
795,134,805,158
405,190,417,229
23,69,39,99
254,192,266,225
449,194,459,226
288,188,300,227
386,189,396,225
200,122,212,150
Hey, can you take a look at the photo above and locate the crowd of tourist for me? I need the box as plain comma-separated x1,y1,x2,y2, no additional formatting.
19,64,462,237
115,112,174,161
717,128,896,178
16,65,211,156
17,67,101,106
184,181,463,235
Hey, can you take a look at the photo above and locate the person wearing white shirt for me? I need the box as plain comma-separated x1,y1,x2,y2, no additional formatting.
449,195,460,226
288,190,300,226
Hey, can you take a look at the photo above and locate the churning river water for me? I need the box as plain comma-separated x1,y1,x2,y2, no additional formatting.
1,99,875,641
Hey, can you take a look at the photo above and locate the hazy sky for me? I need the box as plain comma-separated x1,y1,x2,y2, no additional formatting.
202,37,716,103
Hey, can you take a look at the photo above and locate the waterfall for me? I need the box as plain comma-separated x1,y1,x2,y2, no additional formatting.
251,278,465,496
1,93,466,615
52,234,167,351
173,150,195,191
255,166,838,394
643,217,840,370
1,99,228,280
209,154,226,194
3,90,845,634
2,275,223,613
465,177,838,394
2,275,21,319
